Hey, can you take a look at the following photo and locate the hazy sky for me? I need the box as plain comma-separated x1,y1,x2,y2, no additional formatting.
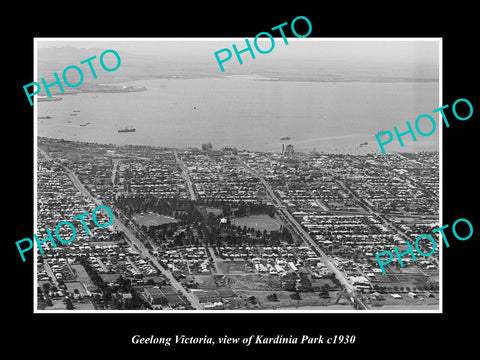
36,38,440,66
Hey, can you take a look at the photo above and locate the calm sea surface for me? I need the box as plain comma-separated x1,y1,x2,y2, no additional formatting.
37,78,439,153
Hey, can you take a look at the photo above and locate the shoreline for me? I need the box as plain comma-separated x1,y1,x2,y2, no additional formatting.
38,83,147,97
37,136,439,156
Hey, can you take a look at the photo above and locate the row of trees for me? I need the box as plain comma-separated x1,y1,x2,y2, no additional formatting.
264,289,329,304
114,195,276,221
371,283,439,292
221,202,275,218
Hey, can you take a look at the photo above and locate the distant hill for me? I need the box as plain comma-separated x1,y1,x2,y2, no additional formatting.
38,46,153,83
37,45,221,83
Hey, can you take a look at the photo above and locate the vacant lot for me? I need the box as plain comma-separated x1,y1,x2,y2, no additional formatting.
191,274,218,289
217,260,250,274
72,301,96,310
71,264,91,283
227,274,283,291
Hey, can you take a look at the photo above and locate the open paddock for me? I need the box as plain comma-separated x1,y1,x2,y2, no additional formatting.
233,289,343,310
370,295,439,310
133,213,179,227
227,274,282,291
217,260,250,274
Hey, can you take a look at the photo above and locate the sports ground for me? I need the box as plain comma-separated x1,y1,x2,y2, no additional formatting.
231,215,282,232
133,213,179,227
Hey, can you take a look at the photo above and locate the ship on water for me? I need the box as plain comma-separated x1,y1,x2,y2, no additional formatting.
38,116,52,119
118,126,136,133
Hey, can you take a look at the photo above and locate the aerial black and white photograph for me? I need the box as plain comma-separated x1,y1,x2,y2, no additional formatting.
7,3,480,356
34,38,441,312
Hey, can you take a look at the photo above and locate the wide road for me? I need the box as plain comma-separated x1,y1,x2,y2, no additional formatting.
40,148,202,309
236,156,368,310
173,150,198,201
106,205,203,309
207,247,225,275
38,146,53,162
111,159,120,186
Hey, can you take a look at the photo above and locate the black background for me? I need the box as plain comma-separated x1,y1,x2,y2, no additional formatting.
6,4,478,356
